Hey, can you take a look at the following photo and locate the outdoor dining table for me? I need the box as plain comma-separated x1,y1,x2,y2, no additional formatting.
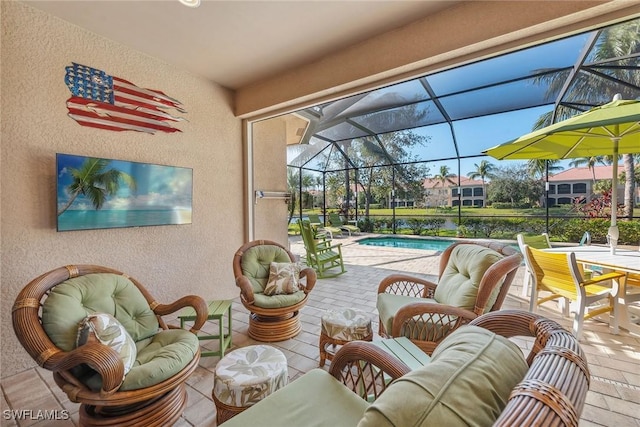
543,245,640,336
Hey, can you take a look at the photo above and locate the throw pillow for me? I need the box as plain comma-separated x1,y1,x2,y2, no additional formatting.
76,313,137,383
264,262,301,295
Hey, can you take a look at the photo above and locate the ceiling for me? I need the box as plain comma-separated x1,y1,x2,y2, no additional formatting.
24,0,459,90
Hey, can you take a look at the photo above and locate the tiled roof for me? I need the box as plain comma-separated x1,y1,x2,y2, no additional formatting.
548,165,624,182
423,176,484,189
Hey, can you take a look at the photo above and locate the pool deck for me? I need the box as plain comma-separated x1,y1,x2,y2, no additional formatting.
2,234,639,426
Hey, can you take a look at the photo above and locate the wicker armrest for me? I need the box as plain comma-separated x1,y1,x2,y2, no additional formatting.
235,275,256,304
154,295,209,333
391,302,477,355
299,267,317,293
328,341,411,401
377,274,437,298
48,341,125,396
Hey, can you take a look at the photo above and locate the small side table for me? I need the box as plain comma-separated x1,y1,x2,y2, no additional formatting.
179,299,232,358
212,345,288,424
319,307,372,367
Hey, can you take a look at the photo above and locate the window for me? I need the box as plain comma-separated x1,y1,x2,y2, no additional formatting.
462,199,472,206
573,183,586,193
473,187,483,196
557,184,571,194
462,188,472,197
557,197,572,204
549,185,556,194
473,199,483,207
452,188,459,196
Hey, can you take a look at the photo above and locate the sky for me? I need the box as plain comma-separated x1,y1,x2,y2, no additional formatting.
56,153,193,211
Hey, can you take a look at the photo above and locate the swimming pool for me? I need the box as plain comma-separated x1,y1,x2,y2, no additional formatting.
359,236,522,253
357,236,459,251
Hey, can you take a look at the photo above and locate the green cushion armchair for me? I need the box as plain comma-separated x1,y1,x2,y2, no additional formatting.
233,240,317,341
12,265,209,427
377,241,522,355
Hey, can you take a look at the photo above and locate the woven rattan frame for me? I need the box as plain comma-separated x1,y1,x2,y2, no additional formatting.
377,240,522,354
12,264,209,427
318,331,373,367
233,240,317,342
325,310,589,427
212,391,247,424
470,310,590,427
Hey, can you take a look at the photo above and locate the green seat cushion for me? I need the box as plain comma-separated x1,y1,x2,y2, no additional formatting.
359,325,528,427
42,273,159,351
222,369,370,427
81,329,199,392
377,293,436,334
241,245,293,293
253,289,306,308
434,245,504,312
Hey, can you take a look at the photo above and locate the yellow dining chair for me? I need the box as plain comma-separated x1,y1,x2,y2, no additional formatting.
516,233,551,298
522,245,625,339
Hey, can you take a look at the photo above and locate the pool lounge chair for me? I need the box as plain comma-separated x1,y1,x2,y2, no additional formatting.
328,212,360,236
308,213,342,239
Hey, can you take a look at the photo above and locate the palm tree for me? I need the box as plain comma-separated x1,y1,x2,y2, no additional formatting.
526,159,563,179
434,165,455,187
532,20,640,217
467,160,496,201
433,165,456,207
569,156,607,185
622,154,638,218
58,158,136,216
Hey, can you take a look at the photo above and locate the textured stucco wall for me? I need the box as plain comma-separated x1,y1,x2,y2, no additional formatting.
252,118,289,245
1,2,244,377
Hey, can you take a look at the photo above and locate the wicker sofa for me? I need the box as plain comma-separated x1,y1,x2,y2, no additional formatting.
222,310,590,427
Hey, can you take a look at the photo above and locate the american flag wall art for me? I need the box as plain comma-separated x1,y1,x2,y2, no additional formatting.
65,63,186,134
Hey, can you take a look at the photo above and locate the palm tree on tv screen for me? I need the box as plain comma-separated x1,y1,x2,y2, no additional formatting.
58,158,137,216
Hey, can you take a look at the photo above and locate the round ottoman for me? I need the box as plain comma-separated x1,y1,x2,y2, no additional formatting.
212,345,288,424
319,308,373,367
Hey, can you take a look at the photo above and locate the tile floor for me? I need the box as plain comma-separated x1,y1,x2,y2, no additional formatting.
2,235,640,426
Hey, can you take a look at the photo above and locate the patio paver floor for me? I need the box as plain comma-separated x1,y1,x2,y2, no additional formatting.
2,235,639,426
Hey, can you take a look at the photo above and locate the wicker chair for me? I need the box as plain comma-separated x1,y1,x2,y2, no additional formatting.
377,240,522,355
12,265,209,427
233,240,317,341
221,310,590,427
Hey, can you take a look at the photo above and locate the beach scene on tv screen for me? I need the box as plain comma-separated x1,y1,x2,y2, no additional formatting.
57,153,193,231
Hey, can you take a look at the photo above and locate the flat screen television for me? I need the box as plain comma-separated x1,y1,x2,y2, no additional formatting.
56,153,193,231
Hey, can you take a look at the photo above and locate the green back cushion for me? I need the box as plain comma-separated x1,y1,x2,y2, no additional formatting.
241,245,292,293
359,325,528,427
434,245,504,311
42,273,159,351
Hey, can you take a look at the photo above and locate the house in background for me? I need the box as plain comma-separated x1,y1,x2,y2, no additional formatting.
423,176,486,208
547,165,628,206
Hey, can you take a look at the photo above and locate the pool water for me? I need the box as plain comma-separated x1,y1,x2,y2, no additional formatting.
358,236,521,253
358,236,458,251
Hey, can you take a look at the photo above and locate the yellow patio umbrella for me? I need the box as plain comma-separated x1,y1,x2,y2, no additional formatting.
484,95,640,254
